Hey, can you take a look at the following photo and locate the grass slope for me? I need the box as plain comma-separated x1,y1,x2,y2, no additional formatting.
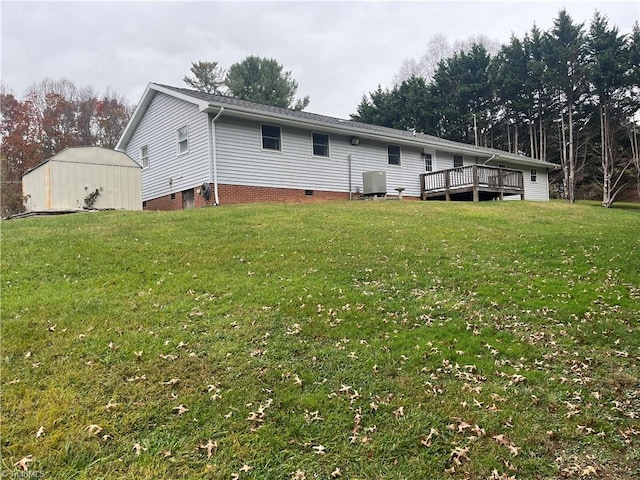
1,201,639,479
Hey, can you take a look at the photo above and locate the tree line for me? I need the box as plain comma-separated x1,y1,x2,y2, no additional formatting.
352,10,640,206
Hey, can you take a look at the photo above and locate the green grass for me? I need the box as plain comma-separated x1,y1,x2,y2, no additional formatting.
1,200,639,479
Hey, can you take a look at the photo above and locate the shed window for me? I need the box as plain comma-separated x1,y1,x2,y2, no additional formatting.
177,126,189,155
531,169,537,182
424,153,433,172
388,144,401,166
312,133,329,157
261,124,281,151
140,145,149,169
453,154,463,168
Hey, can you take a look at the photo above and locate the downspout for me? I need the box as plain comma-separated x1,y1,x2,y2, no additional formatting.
483,154,497,165
348,154,352,200
210,107,225,205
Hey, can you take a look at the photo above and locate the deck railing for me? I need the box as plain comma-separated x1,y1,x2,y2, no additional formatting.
420,165,524,201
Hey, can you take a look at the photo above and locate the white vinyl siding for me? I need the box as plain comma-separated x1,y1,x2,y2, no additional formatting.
123,92,210,201
216,117,430,198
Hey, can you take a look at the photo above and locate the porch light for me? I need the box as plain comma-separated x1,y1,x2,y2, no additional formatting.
350,136,360,146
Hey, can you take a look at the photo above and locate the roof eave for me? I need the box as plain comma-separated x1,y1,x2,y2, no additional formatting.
202,103,554,167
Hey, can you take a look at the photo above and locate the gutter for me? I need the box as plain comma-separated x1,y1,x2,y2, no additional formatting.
209,107,225,205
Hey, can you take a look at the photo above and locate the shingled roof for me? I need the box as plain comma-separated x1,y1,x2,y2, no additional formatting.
118,83,556,168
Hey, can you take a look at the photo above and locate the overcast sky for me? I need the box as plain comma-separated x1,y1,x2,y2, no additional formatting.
2,0,638,119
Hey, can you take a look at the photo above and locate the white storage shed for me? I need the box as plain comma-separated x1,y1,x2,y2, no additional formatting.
22,146,142,211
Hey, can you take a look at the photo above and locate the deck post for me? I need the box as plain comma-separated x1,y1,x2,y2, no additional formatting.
444,170,451,201
472,165,479,202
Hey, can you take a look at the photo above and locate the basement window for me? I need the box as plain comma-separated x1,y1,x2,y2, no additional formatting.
531,169,537,182
261,124,281,151
177,126,189,155
388,144,401,166
453,154,463,168
312,133,330,157
305,190,314,196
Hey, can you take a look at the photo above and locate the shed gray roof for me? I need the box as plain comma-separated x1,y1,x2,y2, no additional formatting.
117,83,556,169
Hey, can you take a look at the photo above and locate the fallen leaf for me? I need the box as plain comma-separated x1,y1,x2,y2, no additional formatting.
14,456,33,471
85,424,103,436
133,442,147,455
199,439,218,459
172,404,189,415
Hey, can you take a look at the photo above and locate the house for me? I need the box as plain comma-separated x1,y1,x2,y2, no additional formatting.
22,146,142,212
116,83,555,209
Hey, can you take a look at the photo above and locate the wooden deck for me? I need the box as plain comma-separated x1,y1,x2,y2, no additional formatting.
420,165,524,202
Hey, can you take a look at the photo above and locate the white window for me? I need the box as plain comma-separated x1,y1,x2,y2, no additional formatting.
177,126,189,155
312,132,329,157
140,145,149,169
453,154,463,168
424,153,433,172
531,169,537,182
388,144,401,166
261,124,281,151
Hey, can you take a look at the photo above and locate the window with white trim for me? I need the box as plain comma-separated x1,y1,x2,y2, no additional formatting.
261,124,281,151
424,153,433,172
388,144,401,166
453,154,463,168
140,145,149,169
531,169,537,182
312,132,329,157
177,126,189,155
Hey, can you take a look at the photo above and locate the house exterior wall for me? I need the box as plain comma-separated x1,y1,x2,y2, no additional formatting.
127,91,550,209
215,116,430,200
124,92,210,202
522,168,549,201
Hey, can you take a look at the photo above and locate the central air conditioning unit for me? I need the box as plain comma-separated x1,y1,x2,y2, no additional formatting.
362,171,387,196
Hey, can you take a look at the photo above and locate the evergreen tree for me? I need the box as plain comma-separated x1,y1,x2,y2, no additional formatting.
183,61,227,94
225,56,309,110
543,9,588,202
586,12,633,206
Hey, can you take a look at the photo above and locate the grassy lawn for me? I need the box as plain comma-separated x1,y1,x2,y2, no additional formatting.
1,200,639,479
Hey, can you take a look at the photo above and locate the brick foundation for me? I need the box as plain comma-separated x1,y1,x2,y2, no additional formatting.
142,183,417,210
